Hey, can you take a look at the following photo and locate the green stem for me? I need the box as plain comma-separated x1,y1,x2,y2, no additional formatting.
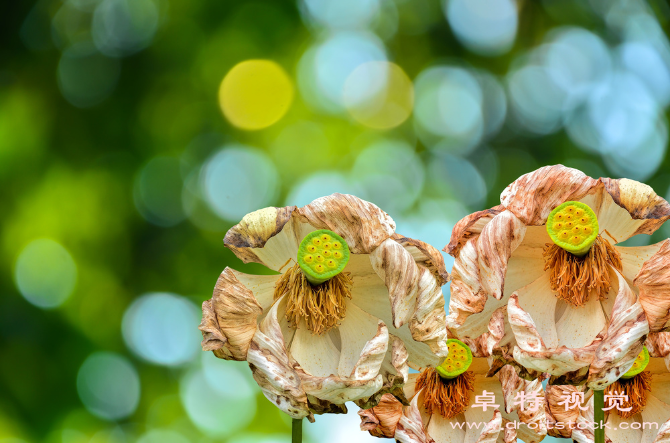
594,389,604,443
292,418,302,443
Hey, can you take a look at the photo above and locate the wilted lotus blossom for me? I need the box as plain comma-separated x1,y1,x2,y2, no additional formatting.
546,333,670,442
446,165,670,388
199,193,450,421
359,338,547,443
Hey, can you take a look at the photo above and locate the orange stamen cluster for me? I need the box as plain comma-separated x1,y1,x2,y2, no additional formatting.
416,368,475,419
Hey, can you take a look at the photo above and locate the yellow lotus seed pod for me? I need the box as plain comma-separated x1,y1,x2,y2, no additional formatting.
326,259,337,268
303,255,314,263
307,245,316,253
437,339,473,379
547,201,599,256
321,234,331,242
332,242,342,249
622,346,649,379
315,254,324,262
312,238,322,246
314,264,325,273
322,242,332,249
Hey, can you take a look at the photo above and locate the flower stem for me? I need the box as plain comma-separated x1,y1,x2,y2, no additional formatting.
594,389,604,443
292,418,302,443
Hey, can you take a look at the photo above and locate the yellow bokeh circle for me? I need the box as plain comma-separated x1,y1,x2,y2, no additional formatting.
343,61,414,130
219,60,294,130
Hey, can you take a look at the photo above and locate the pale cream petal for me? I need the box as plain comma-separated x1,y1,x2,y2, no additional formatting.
294,321,388,404
500,164,599,226
446,205,505,257
616,241,667,282
515,274,559,349
605,413,641,443
338,301,385,378
588,269,649,390
201,267,264,361
426,413,465,443
508,294,595,376
290,326,340,378
477,210,527,300
295,193,396,254
464,378,504,443
556,294,606,350
636,240,670,332
354,284,440,369
403,373,420,401
224,206,306,270
247,297,312,420
232,270,281,310
641,394,670,443
653,417,670,442
600,177,670,239
393,233,450,286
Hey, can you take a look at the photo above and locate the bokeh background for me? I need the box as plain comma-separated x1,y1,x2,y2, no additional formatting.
3,0,670,442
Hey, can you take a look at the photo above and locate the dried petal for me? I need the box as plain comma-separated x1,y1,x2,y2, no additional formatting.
637,240,670,332
201,268,265,360
296,193,395,254
358,393,404,438
588,269,649,390
445,205,504,257
500,165,599,226
395,390,435,443
247,298,312,420
392,233,450,285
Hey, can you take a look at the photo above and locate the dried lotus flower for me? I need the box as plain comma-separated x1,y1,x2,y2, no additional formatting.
446,165,670,389
548,337,670,442
199,193,450,421
359,340,548,443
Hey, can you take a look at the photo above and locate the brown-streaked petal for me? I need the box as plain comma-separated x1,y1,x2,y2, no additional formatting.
247,297,312,421
508,294,598,377
601,177,670,238
358,334,411,410
370,238,449,360
461,305,508,358
616,240,667,282
587,270,649,390
653,416,670,442
475,409,503,443
500,165,599,226
445,205,505,257
201,267,265,360
545,385,581,438
503,422,516,443
647,332,670,358
637,240,670,332
498,365,547,443
446,238,489,332
392,233,450,286
395,390,435,443
358,393,404,438
293,321,388,405
224,206,303,270
295,193,396,254
477,210,527,300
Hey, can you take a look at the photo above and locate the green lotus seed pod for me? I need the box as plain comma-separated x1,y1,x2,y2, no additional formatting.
297,230,350,285
621,346,649,379
546,201,599,257
436,339,473,379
